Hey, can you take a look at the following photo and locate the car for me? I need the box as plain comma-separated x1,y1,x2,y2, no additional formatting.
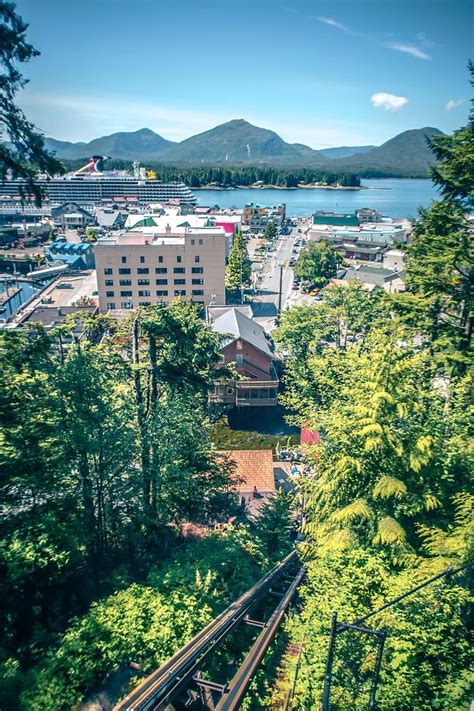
309,287,321,297
289,258,296,267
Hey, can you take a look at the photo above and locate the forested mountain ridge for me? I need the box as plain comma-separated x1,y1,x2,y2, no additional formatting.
43,122,444,176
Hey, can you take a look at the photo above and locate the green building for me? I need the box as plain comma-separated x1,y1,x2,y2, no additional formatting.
312,211,359,227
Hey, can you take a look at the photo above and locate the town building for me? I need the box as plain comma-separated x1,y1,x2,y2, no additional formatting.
209,308,279,407
45,241,95,270
216,449,276,514
242,203,286,231
94,221,233,312
331,265,406,293
309,221,409,263
51,203,95,228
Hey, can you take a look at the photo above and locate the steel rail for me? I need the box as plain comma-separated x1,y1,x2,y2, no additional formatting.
114,550,297,711
215,565,306,711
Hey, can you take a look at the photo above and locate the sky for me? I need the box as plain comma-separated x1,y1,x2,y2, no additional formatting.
14,0,473,148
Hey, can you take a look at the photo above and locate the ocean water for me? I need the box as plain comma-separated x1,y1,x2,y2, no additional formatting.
195,178,439,219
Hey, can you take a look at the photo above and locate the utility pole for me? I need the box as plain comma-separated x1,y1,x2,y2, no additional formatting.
278,262,284,312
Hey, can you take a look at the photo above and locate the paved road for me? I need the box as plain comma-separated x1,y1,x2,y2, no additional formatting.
251,227,310,332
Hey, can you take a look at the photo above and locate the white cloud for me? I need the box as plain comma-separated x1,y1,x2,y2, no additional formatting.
370,92,409,112
387,42,431,60
315,16,348,32
445,98,465,111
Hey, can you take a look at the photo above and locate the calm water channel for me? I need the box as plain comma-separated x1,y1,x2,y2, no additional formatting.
196,178,439,219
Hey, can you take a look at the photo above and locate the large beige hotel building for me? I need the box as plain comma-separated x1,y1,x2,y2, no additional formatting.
94,219,235,312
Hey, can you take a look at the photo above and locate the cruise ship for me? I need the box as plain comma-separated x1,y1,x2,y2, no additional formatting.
0,157,197,208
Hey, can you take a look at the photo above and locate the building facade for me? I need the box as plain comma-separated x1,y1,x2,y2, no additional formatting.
94,226,229,312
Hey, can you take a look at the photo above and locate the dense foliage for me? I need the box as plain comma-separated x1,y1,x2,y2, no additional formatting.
271,75,474,707
225,229,252,295
0,302,250,708
293,241,341,287
61,159,361,188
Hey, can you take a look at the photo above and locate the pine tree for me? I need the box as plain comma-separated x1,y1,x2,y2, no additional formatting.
225,230,252,295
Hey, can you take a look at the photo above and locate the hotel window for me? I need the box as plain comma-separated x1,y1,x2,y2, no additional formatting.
104,268,113,275
106,291,115,297
104,279,114,286
156,290,168,297
194,255,200,263
174,290,186,296
199,239,203,245
120,290,132,297
174,279,185,285
192,289,204,296
121,301,133,309
119,268,131,274
156,279,168,285
137,267,149,274
137,278,150,285
176,255,182,263
119,279,132,286
140,256,145,263
158,256,163,263
191,239,195,245
138,290,151,297
192,278,204,285
192,267,203,274
155,267,167,274
121,256,127,264
174,267,185,274
106,302,116,310
139,301,151,306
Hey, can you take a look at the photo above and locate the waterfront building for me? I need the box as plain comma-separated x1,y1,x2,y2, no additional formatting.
51,203,95,228
45,241,95,270
242,203,286,231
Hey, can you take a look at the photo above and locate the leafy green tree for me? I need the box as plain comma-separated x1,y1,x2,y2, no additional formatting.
0,2,64,201
264,221,277,241
225,230,252,295
294,241,340,287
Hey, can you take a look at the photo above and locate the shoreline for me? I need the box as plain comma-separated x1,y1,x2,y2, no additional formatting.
193,183,370,191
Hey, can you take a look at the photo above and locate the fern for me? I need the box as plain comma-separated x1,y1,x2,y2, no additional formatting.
332,498,373,523
373,516,407,545
373,475,407,500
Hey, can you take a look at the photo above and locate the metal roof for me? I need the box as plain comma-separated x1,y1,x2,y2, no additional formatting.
211,308,273,357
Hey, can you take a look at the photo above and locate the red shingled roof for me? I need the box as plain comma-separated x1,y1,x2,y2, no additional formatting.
217,450,275,493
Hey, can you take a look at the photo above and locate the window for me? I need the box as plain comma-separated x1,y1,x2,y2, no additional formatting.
174,279,186,285
137,278,150,285
137,267,149,274
192,278,204,285
139,301,151,306
119,268,131,275
192,267,203,274
156,279,168,285
106,290,115,297
236,354,243,366
155,267,167,274
106,302,116,310
174,290,186,296
119,279,132,286
138,290,151,297
191,239,195,245
156,290,168,297
158,256,163,263
121,301,133,309
174,267,185,274
104,268,113,275
140,256,145,263
121,256,127,264
192,289,204,296
120,290,132,297
194,255,200,263
105,279,114,286
177,256,182,263
199,239,203,245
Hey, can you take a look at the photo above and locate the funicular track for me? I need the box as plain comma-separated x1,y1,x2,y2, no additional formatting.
114,550,305,711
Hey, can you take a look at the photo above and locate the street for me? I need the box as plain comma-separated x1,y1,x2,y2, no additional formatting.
250,225,310,332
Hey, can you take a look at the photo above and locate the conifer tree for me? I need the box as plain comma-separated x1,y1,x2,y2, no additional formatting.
225,230,252,295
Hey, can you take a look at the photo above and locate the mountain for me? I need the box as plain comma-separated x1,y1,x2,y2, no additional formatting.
330,128,442,176
159,119,328,165
319,145,376,159
45,128,176,160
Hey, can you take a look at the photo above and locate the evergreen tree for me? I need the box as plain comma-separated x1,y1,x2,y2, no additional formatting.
225,230,252,295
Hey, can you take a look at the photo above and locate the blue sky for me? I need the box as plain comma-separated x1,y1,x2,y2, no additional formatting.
15,0,473,147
